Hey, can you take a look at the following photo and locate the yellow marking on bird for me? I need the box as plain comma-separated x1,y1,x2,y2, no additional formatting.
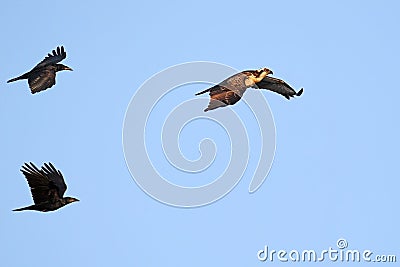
254,70,268,82
247,70,268,85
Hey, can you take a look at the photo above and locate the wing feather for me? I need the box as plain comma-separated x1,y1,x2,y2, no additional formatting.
255,76,302,99
42,162,67,198
28,68,56,94
20,162,67,204
21,162,54,204
33,46,66,70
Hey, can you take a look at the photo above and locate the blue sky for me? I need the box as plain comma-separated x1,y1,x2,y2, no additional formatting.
1,0,399,266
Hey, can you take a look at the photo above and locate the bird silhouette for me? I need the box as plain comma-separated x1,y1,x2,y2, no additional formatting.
195,68,303,112
13,162,79,212
7,46,72,94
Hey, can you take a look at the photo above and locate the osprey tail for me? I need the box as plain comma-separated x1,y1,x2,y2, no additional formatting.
195,88,211,95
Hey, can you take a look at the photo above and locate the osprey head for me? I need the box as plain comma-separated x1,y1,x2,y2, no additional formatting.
244,68,273,85
256,67,273,76
246,68,273,83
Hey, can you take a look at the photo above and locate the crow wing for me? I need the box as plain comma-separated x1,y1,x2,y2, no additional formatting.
20,162,66,204
42,162,67,198
32,46,66,70
27,67,57,93
255,76,303,100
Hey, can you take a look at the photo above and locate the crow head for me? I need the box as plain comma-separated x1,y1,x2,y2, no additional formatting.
65,197,79,204
56,64,73,72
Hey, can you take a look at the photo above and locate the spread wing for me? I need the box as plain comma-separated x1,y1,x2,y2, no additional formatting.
33,46,66,70
21,162,62,204
255,76,303,100
203,85,243,112
42,162,67,198
28,67,57,94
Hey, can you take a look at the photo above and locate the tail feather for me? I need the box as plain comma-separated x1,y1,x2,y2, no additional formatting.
195,88,211,96
13,205,35,211
7,74,26,83
203,99,227,112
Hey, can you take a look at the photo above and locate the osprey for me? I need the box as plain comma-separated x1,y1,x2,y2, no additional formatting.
7,46,73,94
13,162,79,212
195,68,303,112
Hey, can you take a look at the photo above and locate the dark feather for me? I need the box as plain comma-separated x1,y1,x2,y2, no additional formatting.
255,76,303,99
42,162,67,198
28,67,56,93
33,46,66,70
20,162,65,204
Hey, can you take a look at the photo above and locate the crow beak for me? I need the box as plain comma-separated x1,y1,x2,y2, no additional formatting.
65,67,73,71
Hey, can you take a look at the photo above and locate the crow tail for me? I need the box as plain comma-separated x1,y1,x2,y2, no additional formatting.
7,74,26,83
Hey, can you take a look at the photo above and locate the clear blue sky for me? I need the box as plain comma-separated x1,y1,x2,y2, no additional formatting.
1,1,399,266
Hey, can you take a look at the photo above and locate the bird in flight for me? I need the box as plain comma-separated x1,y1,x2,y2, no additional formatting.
195,68,303,112
13,162,79,212
7,46,72,94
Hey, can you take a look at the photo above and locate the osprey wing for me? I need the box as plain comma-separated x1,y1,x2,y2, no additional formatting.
256,76,303,100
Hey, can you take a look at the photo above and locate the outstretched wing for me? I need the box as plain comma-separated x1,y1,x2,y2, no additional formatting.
42,162,67,198
255,76,303,100
203,85,243,112
28,67,57,94
20,162,59,204
33,46,66,70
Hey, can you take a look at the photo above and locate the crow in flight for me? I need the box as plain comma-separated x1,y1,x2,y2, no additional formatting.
195,68,303,112
13,162,79,212
7,46,72,94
